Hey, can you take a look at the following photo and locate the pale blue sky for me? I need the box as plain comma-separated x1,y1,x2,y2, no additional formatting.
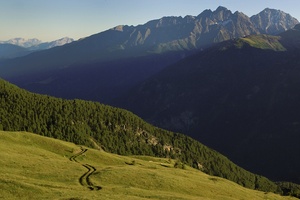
0,0,299,42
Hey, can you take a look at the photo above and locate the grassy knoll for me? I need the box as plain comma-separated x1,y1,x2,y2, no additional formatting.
0,131,297,200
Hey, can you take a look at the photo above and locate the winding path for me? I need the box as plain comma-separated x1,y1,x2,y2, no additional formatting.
70,147,102,191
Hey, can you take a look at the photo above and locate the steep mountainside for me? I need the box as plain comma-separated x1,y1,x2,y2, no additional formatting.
0,7,298,103
0,44,31,60
12,52,188,104
2,78,299,196
118,25,300,184
250,8,299,34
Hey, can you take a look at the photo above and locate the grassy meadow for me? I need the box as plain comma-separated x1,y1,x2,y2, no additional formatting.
0,131,297,200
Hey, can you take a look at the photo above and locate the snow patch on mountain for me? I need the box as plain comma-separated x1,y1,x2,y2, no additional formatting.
0,38,42,48
29,37,74,50
0,37,74,50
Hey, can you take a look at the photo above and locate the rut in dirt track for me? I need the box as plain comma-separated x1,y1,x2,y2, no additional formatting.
70,147,102,191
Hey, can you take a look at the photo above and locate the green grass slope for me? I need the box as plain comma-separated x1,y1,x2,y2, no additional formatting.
236,35,286,51
1,78,298,196
0,131,297,200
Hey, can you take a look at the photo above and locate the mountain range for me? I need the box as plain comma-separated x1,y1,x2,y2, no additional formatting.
27,37,74,50
0,37,74,60
0,7,298,103
0,38,42,48
0,37,74,49
0,6,300,189
118,24,300,184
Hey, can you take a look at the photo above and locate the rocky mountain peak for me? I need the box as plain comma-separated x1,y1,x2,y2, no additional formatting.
81,6,299,53
196,9,213,19
215,6,229,13
1,7,299,79
250,8,299,34
212,6,233,21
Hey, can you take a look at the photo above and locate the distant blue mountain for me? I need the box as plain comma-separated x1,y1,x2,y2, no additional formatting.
0,37,74,59
0,43,31,60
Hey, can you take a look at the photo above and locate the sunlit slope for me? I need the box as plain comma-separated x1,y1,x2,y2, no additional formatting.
0,78,286,193
0,131,296,200
235,35,286,50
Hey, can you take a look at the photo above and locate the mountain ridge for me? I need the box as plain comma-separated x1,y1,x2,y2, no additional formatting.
0,38,42,48
0,7,298,106
28,37,74,50
0,7,298,79
0,37,75,60
116,27,300,184
0,37,74,49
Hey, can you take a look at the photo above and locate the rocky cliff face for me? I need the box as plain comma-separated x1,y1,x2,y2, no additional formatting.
107,6,298,52
250,8,299,35
1,6,298,76
1,7,297,59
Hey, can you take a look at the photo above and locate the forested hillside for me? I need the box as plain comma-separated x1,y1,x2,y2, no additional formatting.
118,27,300,185
1,78,299,197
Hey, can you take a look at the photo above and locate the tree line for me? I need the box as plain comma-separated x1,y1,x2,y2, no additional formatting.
1,78,299,197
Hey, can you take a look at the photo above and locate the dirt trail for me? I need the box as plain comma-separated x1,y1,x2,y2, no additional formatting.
70,147,102,191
